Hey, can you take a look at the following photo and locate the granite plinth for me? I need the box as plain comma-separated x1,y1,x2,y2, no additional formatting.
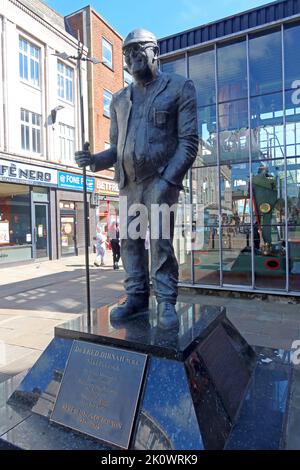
0,297,292,450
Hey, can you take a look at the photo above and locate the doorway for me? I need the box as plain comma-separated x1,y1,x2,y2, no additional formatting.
61,213,76,256
34,203,49,259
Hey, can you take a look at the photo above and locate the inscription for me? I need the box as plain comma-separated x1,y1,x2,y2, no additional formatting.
51,341,147,449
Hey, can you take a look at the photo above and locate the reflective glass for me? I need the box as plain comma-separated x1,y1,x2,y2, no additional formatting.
254,224,286,290
192,167,219,225
250,93,284,161
174,185,192,282
220,163,250,228
217,40,247,102
160,56,186,77
289,226,300,291
219,99,249,163
195,106,217,166
252,159,286,224
249,29,282,96
286,159,300,226
284,23,300,91
285,90,300,159
0,183,31,249
189,48,215,106
222,228,252,286
193,227,220,285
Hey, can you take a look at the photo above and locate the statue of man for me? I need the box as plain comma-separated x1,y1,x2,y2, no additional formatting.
75,28,198,329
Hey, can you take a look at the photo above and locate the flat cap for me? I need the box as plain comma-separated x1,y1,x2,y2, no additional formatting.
123,28,157,48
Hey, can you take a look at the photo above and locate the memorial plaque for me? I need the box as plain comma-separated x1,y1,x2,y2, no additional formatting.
50,340,147,449
198,324,251,422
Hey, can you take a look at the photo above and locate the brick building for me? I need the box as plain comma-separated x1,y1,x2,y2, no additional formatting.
66,6,124,235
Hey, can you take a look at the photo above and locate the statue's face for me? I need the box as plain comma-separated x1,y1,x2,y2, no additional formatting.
123,42,157,81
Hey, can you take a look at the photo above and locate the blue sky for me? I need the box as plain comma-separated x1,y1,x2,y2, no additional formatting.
45,0,273,38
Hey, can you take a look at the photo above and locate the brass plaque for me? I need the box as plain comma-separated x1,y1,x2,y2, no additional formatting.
50,340,147,449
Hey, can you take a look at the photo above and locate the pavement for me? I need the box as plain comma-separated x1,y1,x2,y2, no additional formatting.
0,252,300,448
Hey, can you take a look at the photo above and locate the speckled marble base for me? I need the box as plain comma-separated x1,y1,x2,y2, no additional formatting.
0,297,293,450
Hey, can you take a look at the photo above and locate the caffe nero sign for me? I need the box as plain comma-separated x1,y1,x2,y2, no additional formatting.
0,159,57,186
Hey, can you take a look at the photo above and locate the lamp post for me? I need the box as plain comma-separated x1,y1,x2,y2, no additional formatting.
53,36,101,329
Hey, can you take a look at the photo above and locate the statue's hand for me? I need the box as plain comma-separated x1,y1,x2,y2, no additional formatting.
153,178,180,204
75,149,95,168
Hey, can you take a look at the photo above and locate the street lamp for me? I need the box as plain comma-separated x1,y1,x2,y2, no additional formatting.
53,36,101,329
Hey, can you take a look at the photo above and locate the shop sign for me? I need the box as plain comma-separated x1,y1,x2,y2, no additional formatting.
95,178,119,196
0,159,57,186
58,172,94,192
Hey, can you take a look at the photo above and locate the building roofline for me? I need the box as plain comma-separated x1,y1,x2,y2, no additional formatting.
65,5,123,41
158,0,286,41
10,0,86,50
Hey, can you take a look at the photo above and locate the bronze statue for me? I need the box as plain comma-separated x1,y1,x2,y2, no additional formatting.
75,28,198,329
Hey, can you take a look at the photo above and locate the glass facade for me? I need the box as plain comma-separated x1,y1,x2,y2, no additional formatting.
160,22,300,294
0,183,32,264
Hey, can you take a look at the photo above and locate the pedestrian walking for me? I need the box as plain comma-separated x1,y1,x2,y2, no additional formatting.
94,225,106,267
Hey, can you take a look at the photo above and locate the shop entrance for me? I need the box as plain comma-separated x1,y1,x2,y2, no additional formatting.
34,203,49,259
61,213,76,256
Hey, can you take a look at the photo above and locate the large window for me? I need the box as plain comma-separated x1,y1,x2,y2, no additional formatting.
103,89,112,117
250,92,284,161
0,183,32,263
19,37,40,87
217,40,247,102
57,61,74,103
219,99,249,163
249,29,282,96
160,55,186,77
102,38,113,69
21,109,42,154
59,123,75,164
189,49,215,106
160,24,300,295
124,69,132,86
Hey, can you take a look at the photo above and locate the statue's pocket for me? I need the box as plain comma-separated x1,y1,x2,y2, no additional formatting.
153,109,169,127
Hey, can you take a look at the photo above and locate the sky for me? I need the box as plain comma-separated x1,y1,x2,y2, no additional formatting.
44,0,274,38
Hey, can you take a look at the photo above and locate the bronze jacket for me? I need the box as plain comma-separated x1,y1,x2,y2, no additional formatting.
91,72,199,189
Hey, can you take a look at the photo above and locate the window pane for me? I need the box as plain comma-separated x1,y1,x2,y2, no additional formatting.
124,69,132,85
19,52,24,78
160,56,186,77
174,188,192,282
193,227,220,285
249,30,282,96
252,159,285,224
222,228,251,286
284,23,300,91
250,93,284,161
25,127,29,150
195,105,217,166
289,226,300,291
220,163,250,225
24,56,28,80
0,183,31,250
217,40,247,102
219,99,248,163
254,224,286,290
189,49,215,106
286,159,300,225
104,90,112,117
192,167,219,224
102,38,113,68
21,125,25,149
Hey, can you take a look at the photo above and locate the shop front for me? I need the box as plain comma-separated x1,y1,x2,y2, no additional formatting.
57,171,95,257
0,158,57,265
92,178,119,236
